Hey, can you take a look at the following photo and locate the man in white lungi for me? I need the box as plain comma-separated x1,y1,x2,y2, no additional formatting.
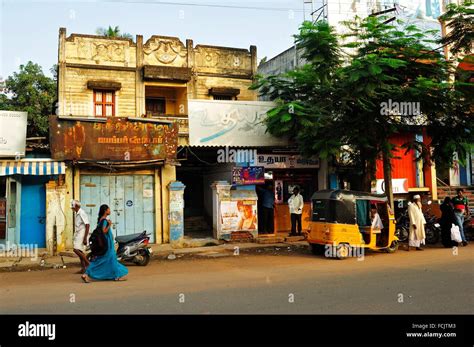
71,200,90,273
407,195,426,251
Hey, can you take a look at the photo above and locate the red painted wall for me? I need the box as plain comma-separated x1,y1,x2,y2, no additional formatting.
376,133,416,188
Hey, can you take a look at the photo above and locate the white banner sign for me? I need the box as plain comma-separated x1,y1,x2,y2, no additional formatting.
256,154,319,169
372,179,409,194
188,100,288,146
0,111,27,157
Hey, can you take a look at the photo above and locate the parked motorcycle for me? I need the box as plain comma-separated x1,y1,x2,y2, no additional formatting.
463,209,474,242
116,231,152,266
395,210,409,242
420,201,441,244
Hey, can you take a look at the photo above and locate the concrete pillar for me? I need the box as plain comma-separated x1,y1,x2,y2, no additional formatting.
135,35,145,117
58,28,67,116
160,164,176,243
210,181,232,240
168,181,186,248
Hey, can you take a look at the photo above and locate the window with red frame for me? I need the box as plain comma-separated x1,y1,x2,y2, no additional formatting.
94,90,115,117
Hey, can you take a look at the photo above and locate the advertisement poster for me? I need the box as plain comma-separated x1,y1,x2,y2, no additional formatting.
221,200,257,233
0,111,27,157
232,166,265,185
274,180,283,204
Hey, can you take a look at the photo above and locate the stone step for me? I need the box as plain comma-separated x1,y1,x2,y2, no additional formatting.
285,235,306,242
256,236,285,244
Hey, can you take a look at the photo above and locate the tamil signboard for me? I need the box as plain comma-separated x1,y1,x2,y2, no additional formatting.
232,166,265,185
49,116,179,161
372,179,409,194
188,100,288,147
256,154,320,169
0,111,27,157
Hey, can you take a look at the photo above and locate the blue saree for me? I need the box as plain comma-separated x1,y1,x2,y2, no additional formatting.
86,219,129,280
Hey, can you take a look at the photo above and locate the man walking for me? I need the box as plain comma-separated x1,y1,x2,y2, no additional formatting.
71,200,90,273
288,187,304,236
407,195,426,251
452,188,470,246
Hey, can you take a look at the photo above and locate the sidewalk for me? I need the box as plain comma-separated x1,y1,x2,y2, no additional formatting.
0,239,309,272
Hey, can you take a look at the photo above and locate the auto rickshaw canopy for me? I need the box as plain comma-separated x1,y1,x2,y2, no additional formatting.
311,190,388,225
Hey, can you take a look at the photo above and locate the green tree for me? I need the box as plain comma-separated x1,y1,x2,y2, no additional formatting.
253,18,473,207
0,62,57,137
96,26,133,40
438,1,473,56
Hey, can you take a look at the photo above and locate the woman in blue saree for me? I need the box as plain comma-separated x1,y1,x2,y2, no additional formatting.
81,204,128,283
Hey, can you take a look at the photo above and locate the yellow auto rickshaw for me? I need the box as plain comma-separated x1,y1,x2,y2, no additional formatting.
307,189,398,259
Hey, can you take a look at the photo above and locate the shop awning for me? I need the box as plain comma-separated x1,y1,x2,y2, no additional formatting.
0,160,66,176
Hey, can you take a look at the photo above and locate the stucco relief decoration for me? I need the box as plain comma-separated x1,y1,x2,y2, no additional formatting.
195,47,250,71
74,38,127,63
144,37,187,66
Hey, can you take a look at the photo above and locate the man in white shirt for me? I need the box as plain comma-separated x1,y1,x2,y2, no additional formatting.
71,200,90,273
370,204,384,232
288,187,304,236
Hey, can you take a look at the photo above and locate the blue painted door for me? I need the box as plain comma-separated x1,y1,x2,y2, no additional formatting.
20,178,47,247
80,175,155,243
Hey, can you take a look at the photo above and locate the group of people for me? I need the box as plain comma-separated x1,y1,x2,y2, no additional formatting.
71,200,128,283
440,188,470,248
407,189,470,251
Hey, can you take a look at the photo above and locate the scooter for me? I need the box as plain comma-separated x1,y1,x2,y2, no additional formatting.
116,231,152,266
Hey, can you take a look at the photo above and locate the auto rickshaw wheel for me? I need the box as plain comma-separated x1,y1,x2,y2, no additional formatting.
310,244,325,255
386,240,399,253
336,244,350,259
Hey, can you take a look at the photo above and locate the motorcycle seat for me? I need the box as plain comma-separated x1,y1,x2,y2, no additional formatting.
116,232,145,244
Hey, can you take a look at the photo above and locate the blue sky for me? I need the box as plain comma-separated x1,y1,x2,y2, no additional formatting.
0,0,310,79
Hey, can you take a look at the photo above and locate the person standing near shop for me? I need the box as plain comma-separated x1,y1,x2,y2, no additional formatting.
71,200,90,273
407,195,426,251
259,183,275,234
452,188,470,246
288,187,304,236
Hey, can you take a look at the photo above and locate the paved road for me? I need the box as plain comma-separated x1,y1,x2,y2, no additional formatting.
0,245,472,314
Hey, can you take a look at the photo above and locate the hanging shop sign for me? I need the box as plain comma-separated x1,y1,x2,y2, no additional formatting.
49,116,179,161
372,178,409,194
188,100,288,147
232,166,265,185
256,154,320,169
0,111,27,157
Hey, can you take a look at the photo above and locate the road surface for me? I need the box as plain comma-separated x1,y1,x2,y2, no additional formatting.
0,245,472,314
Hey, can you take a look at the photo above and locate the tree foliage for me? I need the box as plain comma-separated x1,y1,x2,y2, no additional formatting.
252,17,474,195
439,1,474,56
0,61,56,137
96,26,133,40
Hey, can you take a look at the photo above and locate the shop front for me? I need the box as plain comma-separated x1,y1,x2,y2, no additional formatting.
255,153,320,235
49,115,179,244
0,160,67,249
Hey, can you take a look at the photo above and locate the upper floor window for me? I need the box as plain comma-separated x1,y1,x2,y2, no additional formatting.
94,90,115,117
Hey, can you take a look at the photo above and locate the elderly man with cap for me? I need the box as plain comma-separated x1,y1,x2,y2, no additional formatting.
71,200,90,273
407,194,426,251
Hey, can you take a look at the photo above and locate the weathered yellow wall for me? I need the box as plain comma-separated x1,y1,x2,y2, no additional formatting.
63,67,136,117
